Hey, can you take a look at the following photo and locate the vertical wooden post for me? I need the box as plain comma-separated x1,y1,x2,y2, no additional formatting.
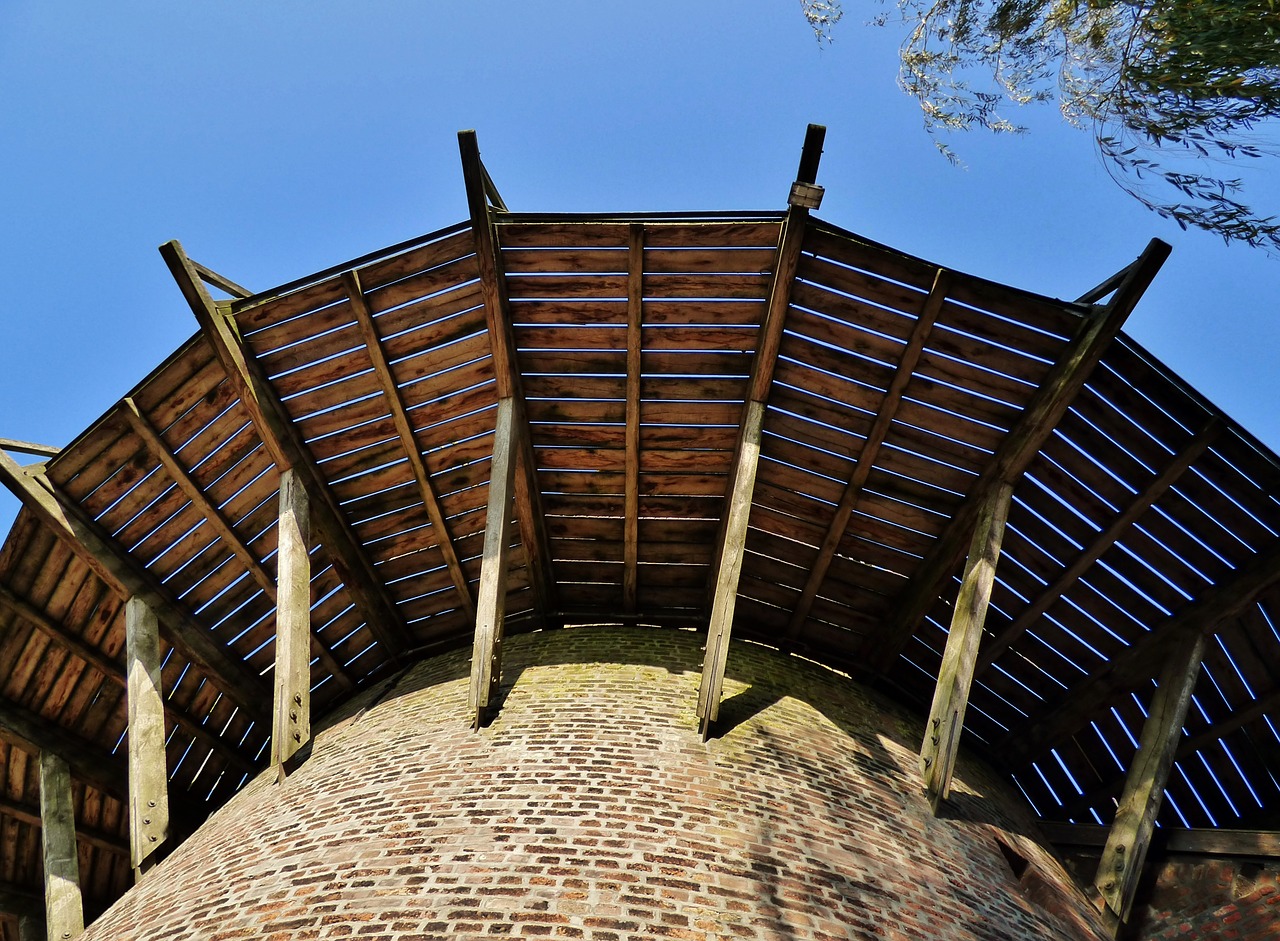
1095,627,1206,934
125,597,169,876
920,481,1014,813
39,751,83,940
470,397,517,728
273,469,312,770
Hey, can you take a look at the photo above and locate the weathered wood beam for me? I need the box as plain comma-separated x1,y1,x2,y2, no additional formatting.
976,417,1224,674
459,130,555,621
698,124,825,737
0,583,256,775
190,260,252,299
39,752,83,940
272,470,311,770
344,271,475,621
920,481,1013,813
122,398,354,693
0,440,58,459
161,239,413,657
0,795,127,858
0,699,125,803
785,269,947,643
623,223,644,613
865,238,1171,673
469,398,517,729
1001,534,1280,765
1044,821,1280,859
0,451,270,726
125,598,168,876
1095,628,1205,933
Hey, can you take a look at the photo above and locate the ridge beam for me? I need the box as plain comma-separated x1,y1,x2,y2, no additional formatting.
344,271,476,621
698,123,825,738
0,451,270,725
125,598,169,876
160,239,414,658
920,481,1012,813
39,752,83,940
469,398,517,729
866,238,1171,673
623,223,643,612
459,129,555,622
1095,628,1205,934
272,470,311,770
976,417,1223,675
785,268,947,643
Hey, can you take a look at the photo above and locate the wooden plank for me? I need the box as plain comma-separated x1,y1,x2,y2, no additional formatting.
469,398,517,728
866,239,1171,673
920,482,1013,812
1095,628,1205,932
272,470,311,770
38,752,82,938
124,598,168,875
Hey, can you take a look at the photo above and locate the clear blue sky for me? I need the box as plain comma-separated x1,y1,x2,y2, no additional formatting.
1,2,1277,530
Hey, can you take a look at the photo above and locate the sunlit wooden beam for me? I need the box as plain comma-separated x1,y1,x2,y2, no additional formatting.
39,751,83,939
272,469,312,770
125,597,169,876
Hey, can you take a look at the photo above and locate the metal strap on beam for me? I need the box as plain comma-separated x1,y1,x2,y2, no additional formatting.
623,223,644,612
698,124,825,737
1095,628,1205,933
866,238,1171,673
459,129,556,622
920,481,1013,813
272,470,311,769
469,398,517,729
125,598,169,876
786,268,947,643
344,271,476,621
160,239,414,658
0,451,270,726
39,752,83,940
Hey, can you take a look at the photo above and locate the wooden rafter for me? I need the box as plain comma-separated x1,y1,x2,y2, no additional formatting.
1095,627,1205,932
1043,821,1280,859
865,238,1171,673
0,440,58,459
459,129,556,620
344,270,476,621
623,223,643,612
698,124,825,737
160,239,414,657
1001,534,1280,765
785,268,948,643
976,416,1224,674
0,583,256,775
190,260,252,300
0,698,125,801
0,450,270,725
122,396,355,693
0,795,126,859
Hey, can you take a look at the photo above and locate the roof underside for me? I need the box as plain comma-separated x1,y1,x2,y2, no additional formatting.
1,203,1279,924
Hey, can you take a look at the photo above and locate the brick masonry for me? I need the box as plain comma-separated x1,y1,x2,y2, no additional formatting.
81,626,1111,940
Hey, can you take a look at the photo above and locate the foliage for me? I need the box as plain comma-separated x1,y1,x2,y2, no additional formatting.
802,0,1280,250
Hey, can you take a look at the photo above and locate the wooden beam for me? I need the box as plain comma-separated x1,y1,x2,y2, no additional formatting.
190,260,252,299
0,794,127,858
0,451,270,725
160,239,414,657
920,481,1013,813
125,598,169,876
1095,628,1205,932
458,130,556,621
1044,821,1280,859
122,397,354,693
1001,534,1280,765
0,698,124,802
698,124,825,735
785,269,947,643
0,440,58,459
976,417,1224,674
0,583,256,776
272,470,311,770
39,752,83,940
469,398,517,729
623,223,644,612
344,271,476,620
865,238,1171,673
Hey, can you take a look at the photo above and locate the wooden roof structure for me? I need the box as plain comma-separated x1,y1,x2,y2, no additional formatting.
2,127,1280,936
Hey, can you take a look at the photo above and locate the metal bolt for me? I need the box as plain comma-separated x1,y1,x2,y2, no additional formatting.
289,710,297,721
149,835,157,843
294,693,302,706
143,818,150,825
148,800,156,808
293,731,302,742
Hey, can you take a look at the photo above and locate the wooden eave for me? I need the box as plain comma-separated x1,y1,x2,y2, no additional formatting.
3,142,1280,931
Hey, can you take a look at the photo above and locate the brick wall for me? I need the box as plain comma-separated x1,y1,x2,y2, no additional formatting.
81,626,1109,940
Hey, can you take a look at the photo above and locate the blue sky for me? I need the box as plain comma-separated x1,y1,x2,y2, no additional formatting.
0,2,1276,530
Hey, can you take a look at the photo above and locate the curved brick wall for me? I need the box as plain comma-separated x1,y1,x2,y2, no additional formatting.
83,627,1109,940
